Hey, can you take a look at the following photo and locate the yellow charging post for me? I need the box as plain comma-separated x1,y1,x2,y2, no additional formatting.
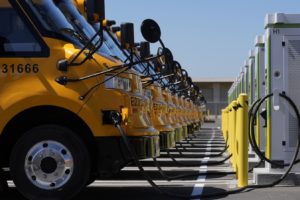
227,104,233,161
223,108,229,144
221,109,225,137
232,101,238,171
229,101,237,171
235,94,249,187
222,108,228,141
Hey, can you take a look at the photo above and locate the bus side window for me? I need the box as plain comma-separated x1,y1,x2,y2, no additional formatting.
0,37,9,53
0,8,42,55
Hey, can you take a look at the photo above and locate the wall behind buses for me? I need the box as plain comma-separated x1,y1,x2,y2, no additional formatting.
194,78,234,116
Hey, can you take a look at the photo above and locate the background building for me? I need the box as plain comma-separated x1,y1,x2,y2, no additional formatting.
193,78,234,116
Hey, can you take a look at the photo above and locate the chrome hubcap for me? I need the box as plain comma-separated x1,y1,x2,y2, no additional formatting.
24,140,74,190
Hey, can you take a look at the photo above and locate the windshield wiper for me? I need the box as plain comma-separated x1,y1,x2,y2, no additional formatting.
59,28,94,49
109,54,122,61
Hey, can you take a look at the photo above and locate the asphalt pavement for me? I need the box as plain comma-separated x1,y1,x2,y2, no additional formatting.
1,121,300,200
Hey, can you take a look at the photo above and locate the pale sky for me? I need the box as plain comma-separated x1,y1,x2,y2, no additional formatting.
106,0,300,79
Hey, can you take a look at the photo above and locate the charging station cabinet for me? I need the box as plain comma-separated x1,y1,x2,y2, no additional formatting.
237,71,243,96
248,45,267,165
243,60,249,96
248,50,256,106
245,57,256,156
254,13,300,184
265,13,300,163
254,35,266,151
234,77,238,100
240,67,245,94
228,86,231,103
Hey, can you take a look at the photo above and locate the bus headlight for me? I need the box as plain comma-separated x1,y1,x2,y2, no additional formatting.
105,76,131,92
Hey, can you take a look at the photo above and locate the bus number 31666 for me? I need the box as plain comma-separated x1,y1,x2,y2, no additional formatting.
1,64,39,74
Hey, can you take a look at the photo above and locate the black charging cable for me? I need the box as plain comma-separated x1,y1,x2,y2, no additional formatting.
110,90,300,199
174,144,229,158
165,148,232,167
248,98,263,152
152,156,235,181
249,93,300,167
152,134,233,181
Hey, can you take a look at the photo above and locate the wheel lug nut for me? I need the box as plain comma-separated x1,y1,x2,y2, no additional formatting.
28,156,33,162
61,149,67,155
65,169,70,175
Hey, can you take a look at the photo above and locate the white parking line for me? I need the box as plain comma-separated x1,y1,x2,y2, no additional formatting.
191,130,215,200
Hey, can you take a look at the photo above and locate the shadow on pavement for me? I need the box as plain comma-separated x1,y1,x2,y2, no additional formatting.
103,170,234,181
139,160,230,167
75,186,194,200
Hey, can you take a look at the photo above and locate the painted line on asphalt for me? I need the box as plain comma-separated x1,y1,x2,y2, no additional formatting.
191,130,215,200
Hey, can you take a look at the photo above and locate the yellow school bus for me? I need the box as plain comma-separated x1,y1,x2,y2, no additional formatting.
0,0,160,199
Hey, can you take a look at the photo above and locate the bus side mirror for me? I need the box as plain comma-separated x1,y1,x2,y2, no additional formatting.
181,69,189,87
157,47,173,67
85,0,105,22
94,0,105,21
194,85,200,96
139,42,150,59
141,19,161,43
152,48,174,75
168,61,182,83
153,60,169,75
187,77,193,88
121,23,135,49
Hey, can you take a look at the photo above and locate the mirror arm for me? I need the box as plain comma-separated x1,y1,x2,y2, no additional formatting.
158,38,165,49
57,54,163,85
68,22,104,67
163,81,182,88
141,73,173,85
176,86,191,92
102,29,165,76
158,73,173,79
140,64,150,75
141,72,163,79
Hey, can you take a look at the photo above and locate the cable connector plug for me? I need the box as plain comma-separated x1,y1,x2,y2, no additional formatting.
55,76,68,85
110,111,122,127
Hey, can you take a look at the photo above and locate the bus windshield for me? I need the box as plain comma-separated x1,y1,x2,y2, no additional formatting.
25,0,111,56
100,27,149,73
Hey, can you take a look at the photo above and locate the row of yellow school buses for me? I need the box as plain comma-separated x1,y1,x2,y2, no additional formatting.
0,0,207,199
